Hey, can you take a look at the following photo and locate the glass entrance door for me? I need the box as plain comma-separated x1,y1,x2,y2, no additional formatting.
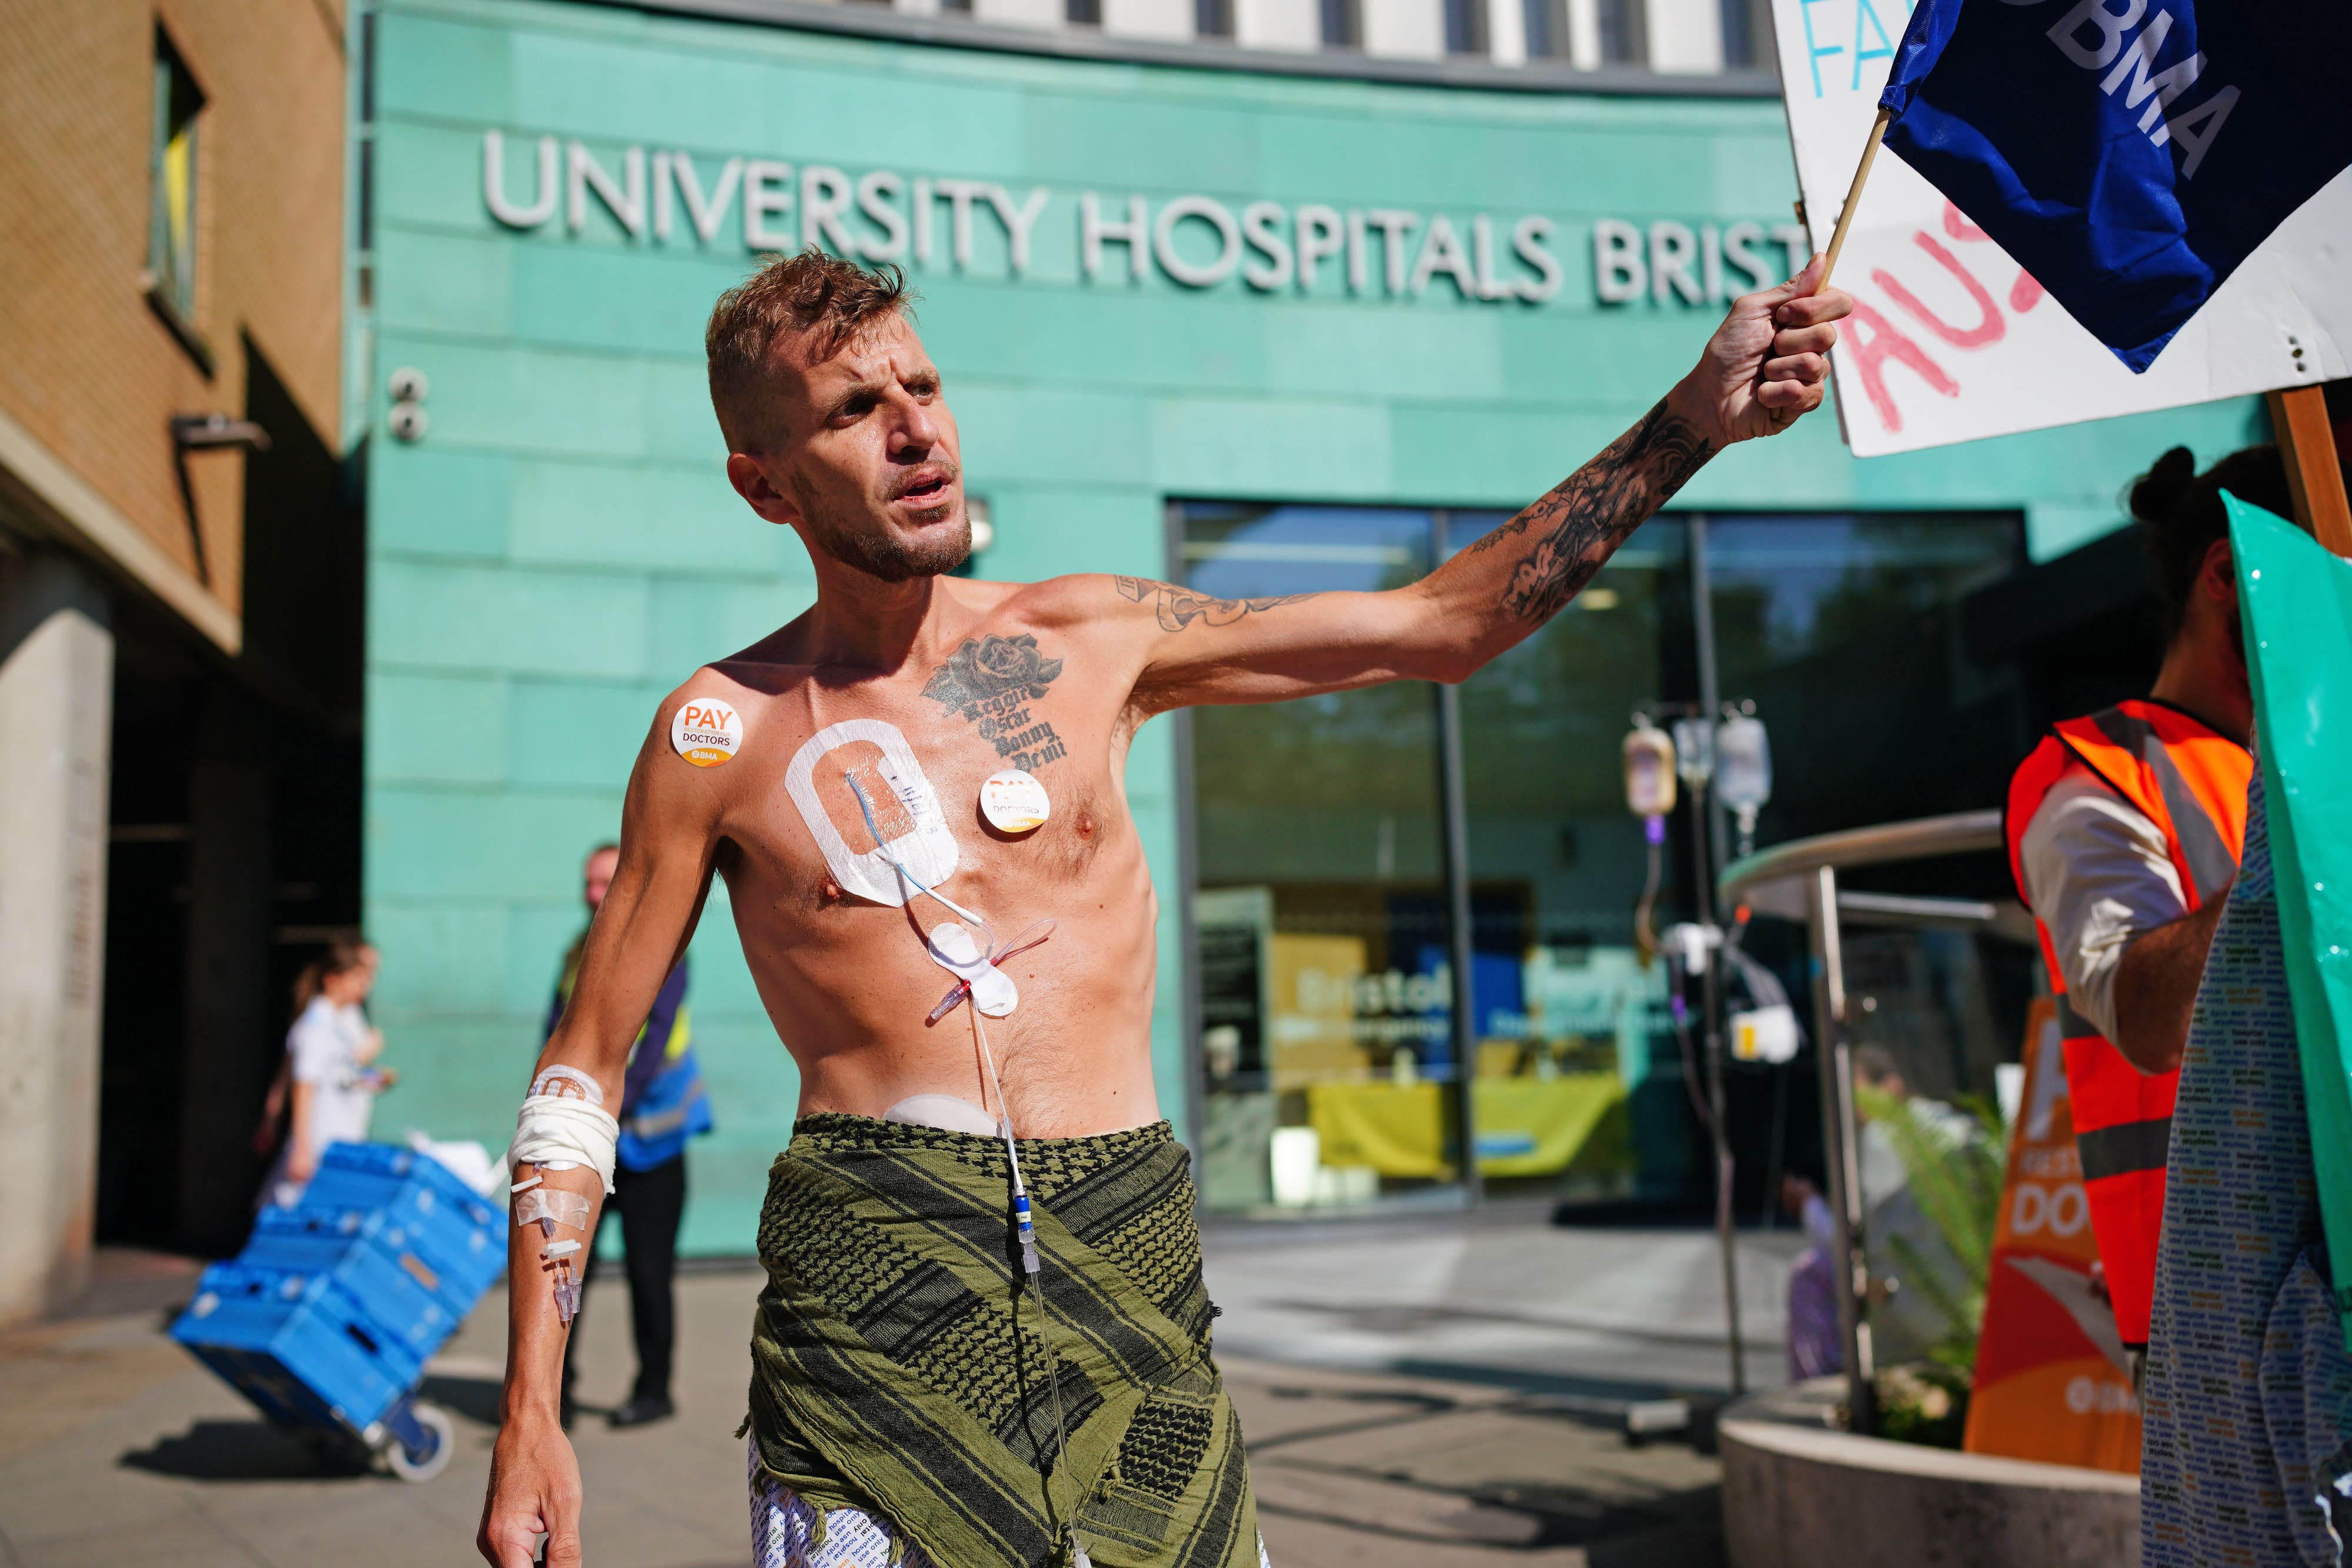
1182,504,1461,1211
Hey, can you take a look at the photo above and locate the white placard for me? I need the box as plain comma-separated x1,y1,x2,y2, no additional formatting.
1772,0,2351,457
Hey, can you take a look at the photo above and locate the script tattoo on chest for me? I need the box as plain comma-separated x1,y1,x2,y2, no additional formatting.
922,633,1070,771
1114,576,1316,631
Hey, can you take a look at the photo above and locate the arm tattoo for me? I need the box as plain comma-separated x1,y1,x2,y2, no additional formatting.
1467,397,1715,622
921,633,1069,770
1114,576,1317,633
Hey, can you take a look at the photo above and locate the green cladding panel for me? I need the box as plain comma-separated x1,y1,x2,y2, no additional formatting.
361,0,2259,1254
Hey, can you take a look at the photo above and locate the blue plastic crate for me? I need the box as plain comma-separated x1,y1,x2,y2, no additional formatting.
236,1213,469,1357
247,1203,497,1324
286,1143,506,1304
172,1261,426,1433
174,1143,510,1445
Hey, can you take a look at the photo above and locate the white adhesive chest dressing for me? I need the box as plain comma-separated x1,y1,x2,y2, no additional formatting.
783,719,961,906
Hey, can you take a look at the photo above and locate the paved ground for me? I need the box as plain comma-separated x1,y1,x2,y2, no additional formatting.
0,1211,1798,1568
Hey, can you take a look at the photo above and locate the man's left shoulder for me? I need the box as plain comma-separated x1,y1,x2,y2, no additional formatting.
976,574,1154,638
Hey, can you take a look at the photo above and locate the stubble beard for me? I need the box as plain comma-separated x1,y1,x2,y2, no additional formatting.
804,498,972,583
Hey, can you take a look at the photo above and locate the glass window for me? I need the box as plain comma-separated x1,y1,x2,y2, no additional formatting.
1596,0,1645,64
1319,0,1361,50
1196,0,1234,38
148,29,204,326
1700,513,2032,1120
1523,0,1571,59
1183,504,1458,1212
1703,513,2022,847
1067,0,1102,26
1718,0,1768,66
1449,511,1682,1201
1444,0,1489,55
1181,503,2029,1219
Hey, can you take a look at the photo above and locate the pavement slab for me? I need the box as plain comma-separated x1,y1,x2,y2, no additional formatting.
0,1212,1756,1567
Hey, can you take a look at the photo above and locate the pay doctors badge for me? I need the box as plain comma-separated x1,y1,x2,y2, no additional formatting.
671,697,744,767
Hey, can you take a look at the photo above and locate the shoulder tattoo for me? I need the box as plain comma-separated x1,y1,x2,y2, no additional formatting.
1113,575,1317,632
922,633,1069,771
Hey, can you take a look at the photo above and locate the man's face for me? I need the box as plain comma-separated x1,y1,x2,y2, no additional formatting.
583,848,619,914
724,312,969,583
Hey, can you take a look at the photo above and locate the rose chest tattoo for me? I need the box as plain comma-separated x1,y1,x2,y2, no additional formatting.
1114,576,1315,631
922,633,1069,771
1468,397,1715,622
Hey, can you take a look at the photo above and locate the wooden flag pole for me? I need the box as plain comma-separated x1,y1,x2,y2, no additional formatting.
1819,108,1893,287
2267,385,2352,559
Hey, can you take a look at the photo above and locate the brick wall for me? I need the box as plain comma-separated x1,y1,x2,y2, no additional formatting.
0,0,346,623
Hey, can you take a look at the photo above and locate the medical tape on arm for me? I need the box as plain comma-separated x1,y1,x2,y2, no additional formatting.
506,1095,620,1193
515,1187,592,1231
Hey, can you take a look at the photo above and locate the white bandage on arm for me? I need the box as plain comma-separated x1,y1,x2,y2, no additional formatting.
2019,772,2188,1041
506,1092,622,1195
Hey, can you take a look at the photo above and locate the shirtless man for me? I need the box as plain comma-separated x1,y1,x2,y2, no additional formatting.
480,248,1849,1568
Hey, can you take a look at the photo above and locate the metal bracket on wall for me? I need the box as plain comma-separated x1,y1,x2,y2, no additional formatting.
168,413,272,588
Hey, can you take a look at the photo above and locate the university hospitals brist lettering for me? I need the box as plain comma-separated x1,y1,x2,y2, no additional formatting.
480,131,1790,309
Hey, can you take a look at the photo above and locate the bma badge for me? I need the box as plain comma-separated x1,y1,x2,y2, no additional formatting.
671,697,743,768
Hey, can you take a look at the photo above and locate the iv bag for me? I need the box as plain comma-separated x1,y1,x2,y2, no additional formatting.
1623,724,1677,817
1716,714,1772,815
1671,717,1715,786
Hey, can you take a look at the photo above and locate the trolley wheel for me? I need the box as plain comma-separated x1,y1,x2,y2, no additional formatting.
384,1402,456,1483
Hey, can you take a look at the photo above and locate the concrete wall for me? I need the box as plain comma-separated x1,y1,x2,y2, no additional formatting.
360,0,2259,1258
0,555,113,1325
1720,1385,2138,1568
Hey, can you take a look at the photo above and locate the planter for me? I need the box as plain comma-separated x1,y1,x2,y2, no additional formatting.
1719,1379,2137,1568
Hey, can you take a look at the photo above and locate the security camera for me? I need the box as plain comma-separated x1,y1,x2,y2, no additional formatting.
388,367,430,403
388,403,429,443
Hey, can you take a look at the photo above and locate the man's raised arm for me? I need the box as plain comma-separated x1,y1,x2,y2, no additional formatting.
477,688,726,1568
1127,259,1850,712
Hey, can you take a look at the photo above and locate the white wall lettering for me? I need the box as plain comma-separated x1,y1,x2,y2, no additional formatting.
485,132,559,230
476,132,1806,310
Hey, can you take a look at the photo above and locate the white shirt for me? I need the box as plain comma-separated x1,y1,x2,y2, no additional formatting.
2019,768,2187,1041
263,997,377,1205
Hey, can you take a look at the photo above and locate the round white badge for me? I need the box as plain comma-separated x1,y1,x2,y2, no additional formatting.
671,696,743,768
980,769,1051,833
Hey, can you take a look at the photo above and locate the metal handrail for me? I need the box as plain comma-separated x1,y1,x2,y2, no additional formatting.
1713,807,2022,1437
1718,808,2005,914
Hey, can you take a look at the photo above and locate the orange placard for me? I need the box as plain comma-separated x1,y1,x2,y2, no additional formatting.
1963,999,2141,1472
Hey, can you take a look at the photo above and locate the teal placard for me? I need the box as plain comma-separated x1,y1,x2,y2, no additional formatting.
2232,494,2352,1342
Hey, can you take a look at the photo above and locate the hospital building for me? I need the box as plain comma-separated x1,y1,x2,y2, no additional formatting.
0,0,2264,1297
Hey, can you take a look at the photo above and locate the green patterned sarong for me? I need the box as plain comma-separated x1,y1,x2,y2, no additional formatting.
745,1115,1261,1568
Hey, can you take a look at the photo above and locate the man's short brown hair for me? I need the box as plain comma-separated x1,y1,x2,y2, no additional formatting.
704,249,915,453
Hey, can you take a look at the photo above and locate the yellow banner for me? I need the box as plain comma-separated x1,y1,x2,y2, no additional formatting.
1307,1074,1628,1179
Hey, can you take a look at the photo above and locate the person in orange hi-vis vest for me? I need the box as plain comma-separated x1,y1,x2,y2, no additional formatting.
2003,445,2275,1380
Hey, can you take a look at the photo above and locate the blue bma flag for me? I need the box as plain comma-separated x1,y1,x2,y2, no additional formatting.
1878,0,2352,372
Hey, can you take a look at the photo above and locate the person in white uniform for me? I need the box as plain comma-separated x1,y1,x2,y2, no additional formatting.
261,937,392,1209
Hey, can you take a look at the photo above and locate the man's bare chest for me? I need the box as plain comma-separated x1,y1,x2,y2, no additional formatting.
704,634,1127,911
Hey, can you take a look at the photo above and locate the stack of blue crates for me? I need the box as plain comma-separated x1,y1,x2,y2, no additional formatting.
172,1143,506,1440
